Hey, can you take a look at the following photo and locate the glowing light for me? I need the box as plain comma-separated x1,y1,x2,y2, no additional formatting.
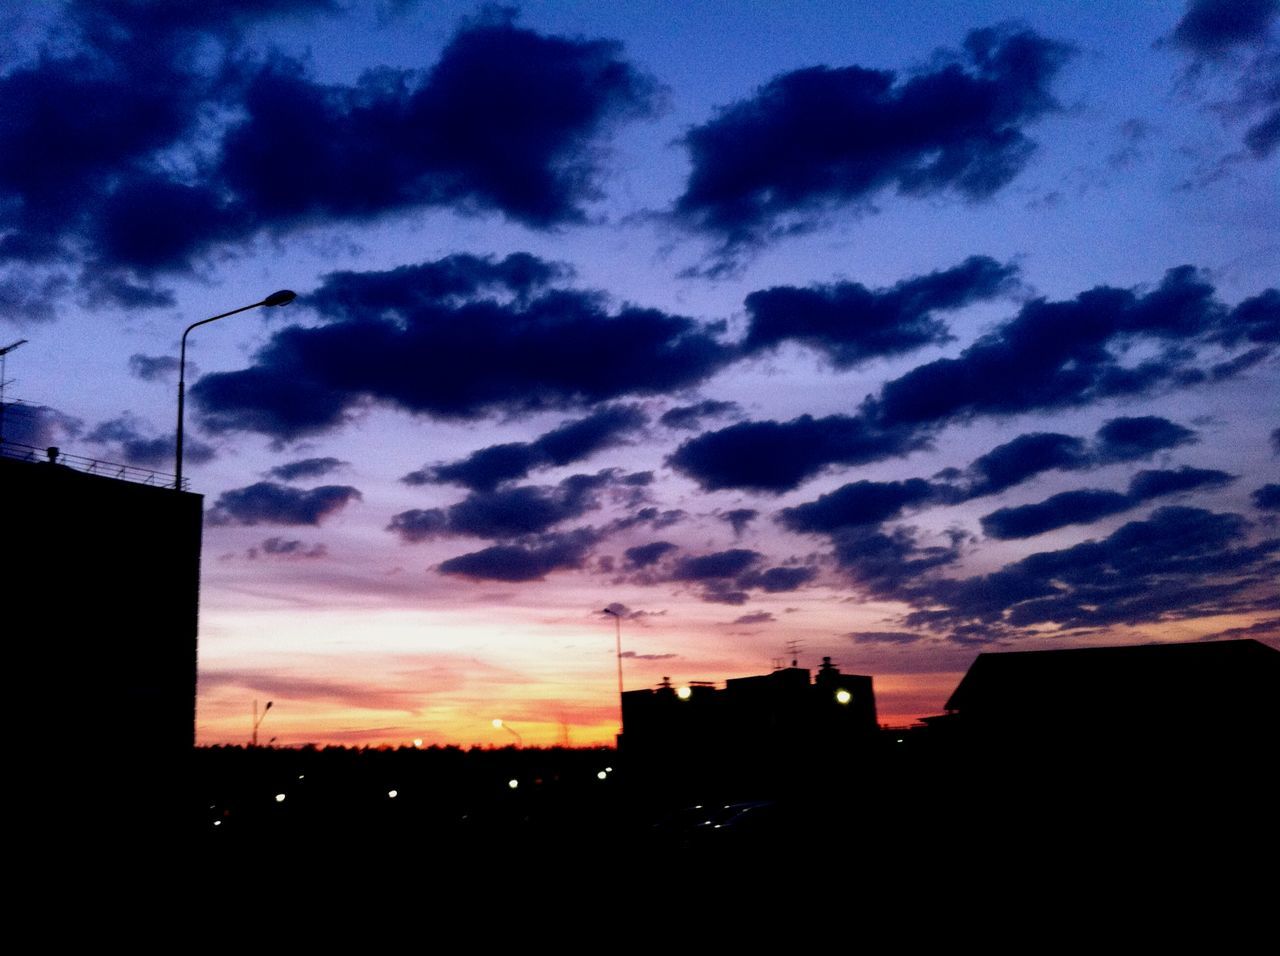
605,766,613,773
507,779,519,789
388,790,398,799
597,771,607,780
213,820,222,827
676,686,692,700
492,718,504,728
275,793,286,803
413,738,423,748
297,774,305,780
835,689,852,705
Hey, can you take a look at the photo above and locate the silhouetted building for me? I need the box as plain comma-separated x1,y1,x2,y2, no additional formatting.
921,638,1279,777
621,657,877,789
3,446,202,754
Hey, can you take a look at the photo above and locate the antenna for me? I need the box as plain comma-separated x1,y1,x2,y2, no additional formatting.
0,339,29,446
785,639,803,668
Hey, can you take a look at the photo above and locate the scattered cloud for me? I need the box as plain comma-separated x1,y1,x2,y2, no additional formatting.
209,480,362,525
411,404,646,491
267,456,348,481
742,256,1019,367
127,353,181,382
675,24,1072,256
194,255,734,441
85,413,212,469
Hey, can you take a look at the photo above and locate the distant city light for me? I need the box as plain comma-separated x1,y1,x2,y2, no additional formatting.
275,793,286,803
676,686,692,700
507,779,519,789
835,689,852,705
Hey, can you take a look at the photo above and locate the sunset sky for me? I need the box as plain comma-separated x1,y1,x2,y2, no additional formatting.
3,1,1277,747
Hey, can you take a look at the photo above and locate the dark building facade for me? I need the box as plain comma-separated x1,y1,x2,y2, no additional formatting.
939,638,1279,742
621,657,877,789
3,448,203,754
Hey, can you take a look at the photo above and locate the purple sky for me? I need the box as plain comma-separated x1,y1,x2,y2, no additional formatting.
2,1,1277,746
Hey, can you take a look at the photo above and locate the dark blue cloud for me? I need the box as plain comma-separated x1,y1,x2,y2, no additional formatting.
668,413,927,493
979,467,1234,540
961,432,1090,497
832,526,967,592
85,414,212,469
738,565,819,592
1170,0,1278,56
1127,466,1235,500
895,507,1279,636
846,631,927,645
1254,483,1280,510
675,24,1072,249
438,529,597,582
1218,288,1280,345
127,353,181,382
255,536,329,560
742,256,1018,367
671,549,761,581
779,478,952,534
0,7,658,305
871,267,1267,428
1095,416,1198,462
668,269,1261,496
624,541,678,568
267,456,348,482
658,400,739,431
1166,1,1280,159
0,273,70,322
388,470,617,543
414,404,646,491
194,257,733,441
981,489,1133,540
719,508,759,537
208,481,362,526
0,401,82,448
219,8,658,231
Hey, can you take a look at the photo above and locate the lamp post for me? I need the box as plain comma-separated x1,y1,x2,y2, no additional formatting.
602,606,625,735
175,290,295,489
252,699,273,747
492,718,523,748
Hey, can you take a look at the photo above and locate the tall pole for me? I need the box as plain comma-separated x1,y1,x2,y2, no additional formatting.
0,338,28,447
175,290,295,489
603,607,624,735
252,699,273,747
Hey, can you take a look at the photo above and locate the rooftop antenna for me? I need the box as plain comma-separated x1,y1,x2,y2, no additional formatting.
785,639,803,668
0,339,29,446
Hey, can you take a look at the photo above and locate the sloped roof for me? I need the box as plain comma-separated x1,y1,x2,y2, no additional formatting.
943,639,1279,726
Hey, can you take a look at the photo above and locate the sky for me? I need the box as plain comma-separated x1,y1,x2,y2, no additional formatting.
2,0,1277,747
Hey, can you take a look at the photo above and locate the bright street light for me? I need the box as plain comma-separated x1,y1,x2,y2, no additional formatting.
492,718,523,748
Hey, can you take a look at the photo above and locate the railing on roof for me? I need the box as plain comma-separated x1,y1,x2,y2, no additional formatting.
0,440,189,491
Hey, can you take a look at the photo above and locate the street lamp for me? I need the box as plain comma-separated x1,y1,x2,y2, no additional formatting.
252,699,273,747
175,290,296,488
602,606,625,735
492,718,523,748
